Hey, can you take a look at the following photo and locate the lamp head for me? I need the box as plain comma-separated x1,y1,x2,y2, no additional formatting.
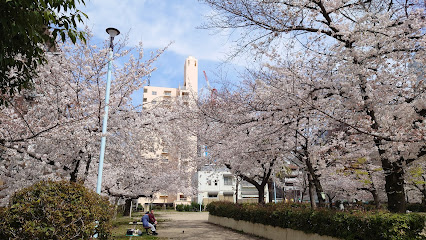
106,28,120,37
106,28,120,50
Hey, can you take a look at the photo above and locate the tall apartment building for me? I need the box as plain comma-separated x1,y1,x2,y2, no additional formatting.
142,56,198,108
137,56,198,210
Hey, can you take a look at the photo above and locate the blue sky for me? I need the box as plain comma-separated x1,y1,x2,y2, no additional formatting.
78,0,247,105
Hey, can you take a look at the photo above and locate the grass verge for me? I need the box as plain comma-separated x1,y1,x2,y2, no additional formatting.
111,211,167,240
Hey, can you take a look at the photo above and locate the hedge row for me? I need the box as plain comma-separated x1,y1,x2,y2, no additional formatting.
207,201,426,240
176,202,204,212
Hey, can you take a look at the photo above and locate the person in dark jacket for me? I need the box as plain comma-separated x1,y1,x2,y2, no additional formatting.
148,210,157,227
142,211,157,235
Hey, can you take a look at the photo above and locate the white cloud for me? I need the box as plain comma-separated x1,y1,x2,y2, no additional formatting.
79,0,237,63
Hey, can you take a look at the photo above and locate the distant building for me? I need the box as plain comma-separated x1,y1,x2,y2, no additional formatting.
281,163,303,202
137,56,198,211
142,56,198,109
196,165,269,206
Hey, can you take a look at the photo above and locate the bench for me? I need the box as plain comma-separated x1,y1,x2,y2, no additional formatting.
128,221,143,225
143,226,151,235
127,222,151,235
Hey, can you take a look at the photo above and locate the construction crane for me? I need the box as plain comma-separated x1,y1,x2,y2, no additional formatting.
203,70,217,101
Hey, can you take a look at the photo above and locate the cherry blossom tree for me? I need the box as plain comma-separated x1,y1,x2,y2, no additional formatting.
319,157,386,208
196,72,333,206
340,157,386,208
202,0,425,212
0,33,193,206
197,81,290,204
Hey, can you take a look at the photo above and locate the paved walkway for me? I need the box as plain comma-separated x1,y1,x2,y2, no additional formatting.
156,212,263,240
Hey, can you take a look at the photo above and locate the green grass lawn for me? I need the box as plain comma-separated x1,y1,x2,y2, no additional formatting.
111,211,167,240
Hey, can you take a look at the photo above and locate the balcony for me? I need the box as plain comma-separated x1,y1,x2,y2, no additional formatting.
241,190,259,196
241,181,256,187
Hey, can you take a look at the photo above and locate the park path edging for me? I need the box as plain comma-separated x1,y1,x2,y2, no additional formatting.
208,214,340,240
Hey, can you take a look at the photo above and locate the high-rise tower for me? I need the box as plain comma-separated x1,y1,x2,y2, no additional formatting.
183,56,198,94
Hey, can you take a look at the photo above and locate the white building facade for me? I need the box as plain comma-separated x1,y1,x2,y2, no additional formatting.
196,165,269,206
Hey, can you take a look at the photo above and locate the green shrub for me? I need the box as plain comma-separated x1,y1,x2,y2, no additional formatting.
184,204,191,211
152,204,164,210
175,202,204,212
137,203,143,211
190,202,204,211
0,180,114,240
176,204,184,211
207,201,426,240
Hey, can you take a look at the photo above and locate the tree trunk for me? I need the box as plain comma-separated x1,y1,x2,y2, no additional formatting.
366,171,380,209
70,159,81,182
371,189,380,209
70,149,86,182
296,119,325,207
381,157,406,213
308,173,317,209
224,161,274,205
81,153,92,183
268,179,273,203
305,157,325,206
257,184,265,204
123,198,132,216
361,66,407,213
235,177,239,204
113,197,120,219
326,194,335,208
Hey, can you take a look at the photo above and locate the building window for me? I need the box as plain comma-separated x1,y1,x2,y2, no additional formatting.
208,193,218,198
224,176,232,186
152,100,157,104
164,91,171,96
179,194,185,199
143,98,147,102
144,88,147,93
152,91,157,95
214,180,218,186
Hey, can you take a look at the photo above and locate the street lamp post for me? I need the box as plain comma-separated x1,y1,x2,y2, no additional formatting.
96,27,120,194
273,181,277,203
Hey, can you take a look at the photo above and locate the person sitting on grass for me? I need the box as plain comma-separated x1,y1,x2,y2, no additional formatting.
142,211,158,235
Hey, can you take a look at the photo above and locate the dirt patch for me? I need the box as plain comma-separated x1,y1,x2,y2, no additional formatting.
155,212,263,240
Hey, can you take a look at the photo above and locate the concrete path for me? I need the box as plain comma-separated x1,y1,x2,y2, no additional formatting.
156,212,263,240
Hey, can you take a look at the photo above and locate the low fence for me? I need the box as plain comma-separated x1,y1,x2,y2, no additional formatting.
209,214,340,240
